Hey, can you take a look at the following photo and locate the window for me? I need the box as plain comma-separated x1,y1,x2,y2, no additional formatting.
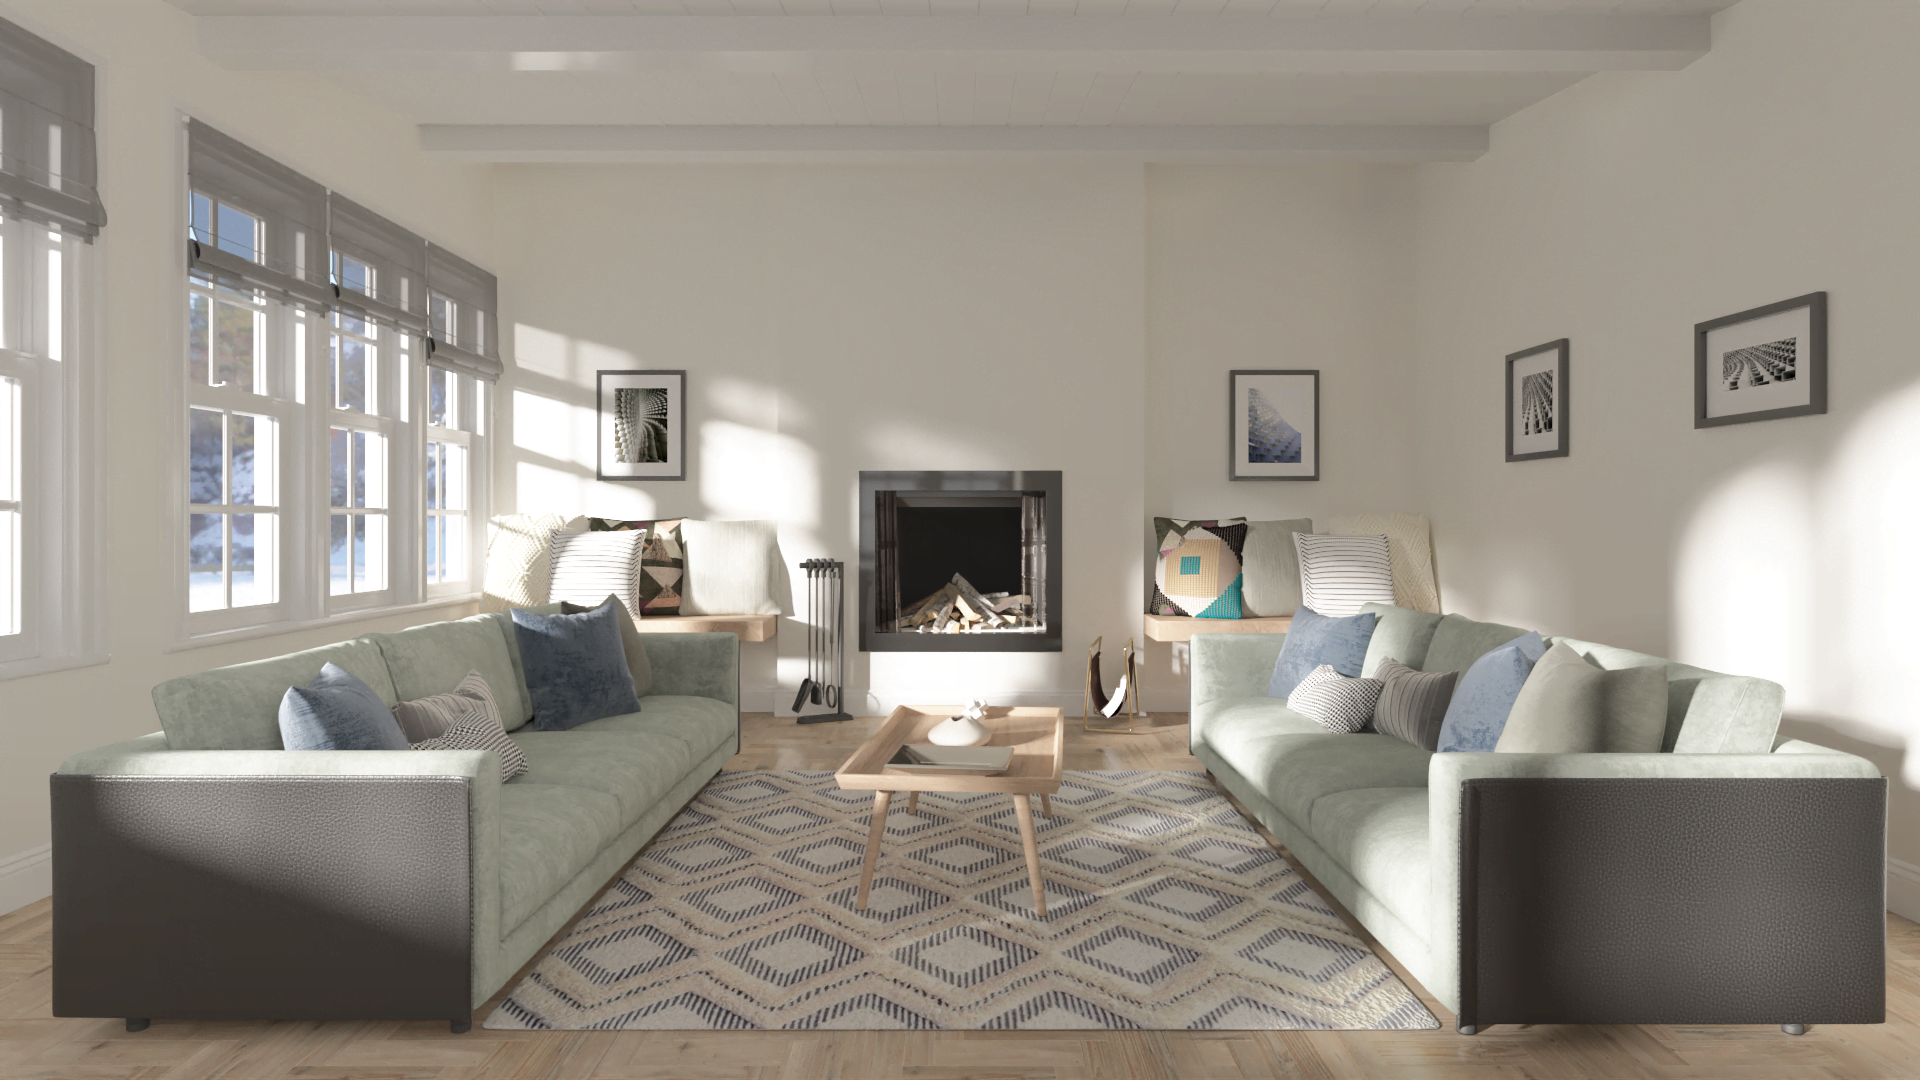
425,367,475,592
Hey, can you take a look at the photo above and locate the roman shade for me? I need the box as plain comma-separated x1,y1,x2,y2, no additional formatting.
0,16,106,238
186,119,331,309
329,193,430,332
426,244,502,381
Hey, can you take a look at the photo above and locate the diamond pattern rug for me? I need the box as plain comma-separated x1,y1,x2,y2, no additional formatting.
485,769,1438,1031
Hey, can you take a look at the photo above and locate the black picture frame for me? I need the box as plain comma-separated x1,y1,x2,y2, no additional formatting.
1505,339,1570,463
1695,292,1827,429
595,369,686,482
1229,369,1320,481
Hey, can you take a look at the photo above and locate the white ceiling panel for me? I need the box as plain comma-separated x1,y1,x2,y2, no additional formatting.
165,0,1736,15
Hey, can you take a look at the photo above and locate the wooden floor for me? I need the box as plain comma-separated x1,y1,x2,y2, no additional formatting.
3,711,1916,1079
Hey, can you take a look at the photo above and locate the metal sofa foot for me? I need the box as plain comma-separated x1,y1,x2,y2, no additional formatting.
1456,1022,1477,1035
125,1018,149,1032
451,1019,472,1034
1782,1023,1807,1036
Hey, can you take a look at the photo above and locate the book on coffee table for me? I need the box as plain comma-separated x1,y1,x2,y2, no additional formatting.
885,744,1014,774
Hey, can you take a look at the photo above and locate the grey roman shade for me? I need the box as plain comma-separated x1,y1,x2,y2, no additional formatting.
186,119,331,309
0,16,105,238
329,193,429,332
425,244,502,381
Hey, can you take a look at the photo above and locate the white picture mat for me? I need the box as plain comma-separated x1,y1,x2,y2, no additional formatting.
599,373,682,478
1510,348,1561,456
1233,373,1317,478
1704,306,1812,419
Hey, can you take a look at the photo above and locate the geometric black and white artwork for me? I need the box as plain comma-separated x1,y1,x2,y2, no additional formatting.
1230,370,1319,481
598,369,686,481
1506,339,1569,462
1696,293,1826,428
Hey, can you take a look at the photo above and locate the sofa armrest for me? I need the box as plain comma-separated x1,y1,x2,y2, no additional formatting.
640,631,740,705
1188,633,1286,707
1427,749,1885,1029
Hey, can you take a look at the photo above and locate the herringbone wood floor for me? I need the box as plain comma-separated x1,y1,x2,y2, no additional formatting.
3,711,1916,1078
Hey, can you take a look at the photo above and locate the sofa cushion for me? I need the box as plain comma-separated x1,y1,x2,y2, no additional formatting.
1267,605,1376,699
507,728,694,827
1421,613,1532,674
571,694,737,764
1240,518,1314,618
562,596,653,698
375,615,529,731
1553,637,1784,754
513,600,644,731
1371,658,1457,752
1359,603,1446,677
486,603,563,731
1204,701,1433,829
277,663,411,752
1435,631,1548,753
498,783,623,934
1307,787,1431,946
154,636,397,750
1496,641,1668,754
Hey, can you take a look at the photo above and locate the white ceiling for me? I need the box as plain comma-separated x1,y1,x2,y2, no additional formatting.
163,0,1739,162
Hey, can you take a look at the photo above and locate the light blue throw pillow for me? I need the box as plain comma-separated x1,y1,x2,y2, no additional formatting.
1268,606,1378,700
513,597,644,732
278,662,410,751
1435,631,1549,752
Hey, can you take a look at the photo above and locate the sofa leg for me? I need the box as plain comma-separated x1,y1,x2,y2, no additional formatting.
451,1019,472,1034
1782,1023,1807,1036
1456,1022,1477,1035
125,1018,150,1032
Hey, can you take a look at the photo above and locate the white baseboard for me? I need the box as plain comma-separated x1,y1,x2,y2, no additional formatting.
1889,857,1920,923
0,843,51,916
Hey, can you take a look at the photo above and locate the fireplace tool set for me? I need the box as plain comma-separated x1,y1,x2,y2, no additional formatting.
794,558,854,724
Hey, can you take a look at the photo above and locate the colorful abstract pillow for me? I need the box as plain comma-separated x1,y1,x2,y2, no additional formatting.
1151,517,1247,619
589,518,685,615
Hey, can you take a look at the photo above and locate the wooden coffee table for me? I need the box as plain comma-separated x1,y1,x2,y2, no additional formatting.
834,705,1065,916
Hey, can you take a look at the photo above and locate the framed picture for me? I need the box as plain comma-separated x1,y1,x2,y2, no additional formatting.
596,369,686,481
1695,292,1827,428
1505,339,1569,462
1230,369,1319,481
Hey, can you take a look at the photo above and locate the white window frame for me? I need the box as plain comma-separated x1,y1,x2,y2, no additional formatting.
423,366,487,600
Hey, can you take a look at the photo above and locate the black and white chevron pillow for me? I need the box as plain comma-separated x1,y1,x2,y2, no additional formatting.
1286,664,1385,734
413,706,529,783
1294,532,1395,617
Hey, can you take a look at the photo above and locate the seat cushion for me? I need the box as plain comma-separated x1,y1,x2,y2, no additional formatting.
572,694,737,763
497,783,623,933
507,729,695,827
1202,699,1433,828
1308,787,1432,945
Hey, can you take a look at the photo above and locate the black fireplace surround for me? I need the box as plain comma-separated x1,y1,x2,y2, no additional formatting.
859,471,1062,653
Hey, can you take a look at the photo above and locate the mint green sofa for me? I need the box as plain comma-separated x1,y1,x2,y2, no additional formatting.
50,611,739,1031
1190,604,1887,1034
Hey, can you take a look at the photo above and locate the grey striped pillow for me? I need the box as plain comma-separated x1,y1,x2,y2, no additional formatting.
391,669,503,743
413,706,528,783
548,529,641,613
1294,533,1396,617
1286,664,1384,735
1372,657,1458,751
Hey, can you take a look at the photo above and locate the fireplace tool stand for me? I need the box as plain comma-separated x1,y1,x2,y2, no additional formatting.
795,558,855,724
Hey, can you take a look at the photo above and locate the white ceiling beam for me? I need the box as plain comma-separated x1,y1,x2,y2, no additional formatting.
199,15,1709,76
416,123,1489,163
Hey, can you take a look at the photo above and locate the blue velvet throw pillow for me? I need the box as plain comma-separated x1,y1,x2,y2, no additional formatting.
513,598,644,731
1268,606,1378,700
1435,631,1549,752
278,662,411,751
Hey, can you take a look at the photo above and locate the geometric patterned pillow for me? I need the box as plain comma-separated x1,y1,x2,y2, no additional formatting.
412,705,528,783
590,518,685,615
1151,517,1247,619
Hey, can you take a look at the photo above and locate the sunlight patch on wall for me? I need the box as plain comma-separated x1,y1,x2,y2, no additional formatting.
699,419,820,527
513,389,595,466
512,324,570,380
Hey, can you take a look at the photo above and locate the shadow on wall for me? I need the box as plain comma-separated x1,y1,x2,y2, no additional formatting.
1672,379,1920,849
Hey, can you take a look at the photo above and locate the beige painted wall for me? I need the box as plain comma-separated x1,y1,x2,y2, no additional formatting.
1412,1,1920,892
0,0,494,908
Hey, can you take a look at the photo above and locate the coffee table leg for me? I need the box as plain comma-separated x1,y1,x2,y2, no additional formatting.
857,791,892,911
907,791,919,816
1010,793,1047,917
1040,794,1052,819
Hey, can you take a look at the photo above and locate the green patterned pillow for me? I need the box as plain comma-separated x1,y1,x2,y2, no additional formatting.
1151,517,1246,619
589,518,684,615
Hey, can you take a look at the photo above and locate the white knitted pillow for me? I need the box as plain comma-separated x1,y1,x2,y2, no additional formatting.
1287,664,1385,735
482,512,569,609
1294,532,1396,617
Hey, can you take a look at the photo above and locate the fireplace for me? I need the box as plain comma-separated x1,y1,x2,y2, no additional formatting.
859,471,1062,653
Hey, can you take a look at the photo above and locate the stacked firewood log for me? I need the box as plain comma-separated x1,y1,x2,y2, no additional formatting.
895,573,1036,633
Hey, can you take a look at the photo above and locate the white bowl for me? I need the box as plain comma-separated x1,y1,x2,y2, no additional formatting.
925,715,992,747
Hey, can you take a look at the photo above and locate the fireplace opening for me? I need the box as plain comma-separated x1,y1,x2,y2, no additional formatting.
859,471,1062,653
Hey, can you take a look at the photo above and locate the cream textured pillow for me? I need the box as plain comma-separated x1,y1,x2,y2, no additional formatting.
679,519,782,616
482,512,569,610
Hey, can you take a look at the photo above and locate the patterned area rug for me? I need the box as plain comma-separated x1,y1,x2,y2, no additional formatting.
486,770,1438,1031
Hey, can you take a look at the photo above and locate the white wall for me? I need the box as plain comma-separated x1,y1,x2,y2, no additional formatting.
0,0,494,914
1412,0,1920,906
491,163,1424,715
